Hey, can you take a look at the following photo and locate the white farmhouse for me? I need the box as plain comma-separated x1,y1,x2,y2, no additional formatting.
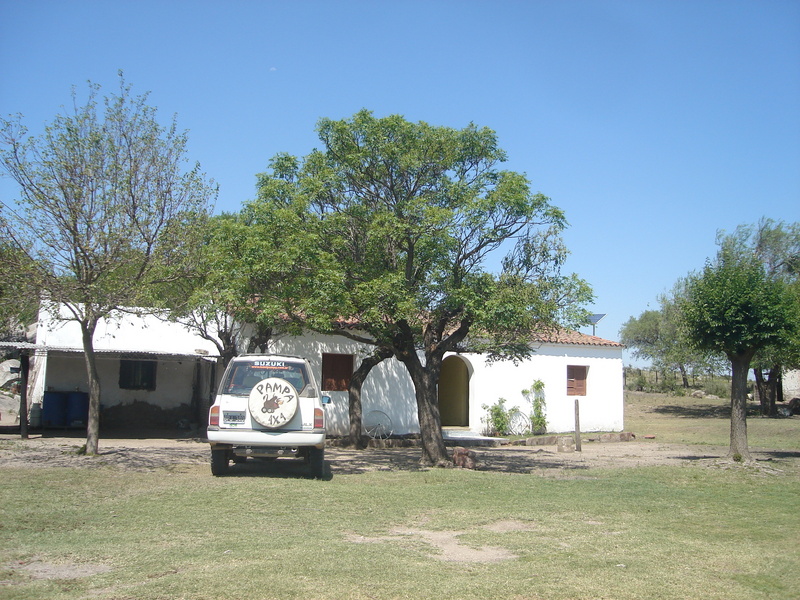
27,304,220,429
270,329,624,436
25,304,624,436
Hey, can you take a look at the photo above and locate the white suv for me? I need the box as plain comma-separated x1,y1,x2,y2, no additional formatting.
207,355,330,477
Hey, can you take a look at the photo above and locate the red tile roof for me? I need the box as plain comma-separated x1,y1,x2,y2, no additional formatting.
533,329,623,347
329,317,623,348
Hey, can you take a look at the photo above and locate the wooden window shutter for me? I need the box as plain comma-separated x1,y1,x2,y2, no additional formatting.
567,365,588,396
322,354,354,392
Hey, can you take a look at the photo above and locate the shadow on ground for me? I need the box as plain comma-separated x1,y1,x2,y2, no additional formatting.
651,403,731,418
3,433,798,478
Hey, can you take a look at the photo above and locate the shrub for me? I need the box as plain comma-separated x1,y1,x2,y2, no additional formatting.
481,398,511,436
523,379,547,434
702,378,730,398
482,380,548,436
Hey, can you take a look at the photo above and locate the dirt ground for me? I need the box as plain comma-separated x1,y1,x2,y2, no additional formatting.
1,431,797,476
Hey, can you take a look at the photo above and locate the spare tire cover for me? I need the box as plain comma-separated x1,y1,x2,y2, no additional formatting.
248,378,299,428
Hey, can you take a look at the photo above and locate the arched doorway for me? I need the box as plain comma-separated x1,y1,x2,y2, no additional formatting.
438,356,469,427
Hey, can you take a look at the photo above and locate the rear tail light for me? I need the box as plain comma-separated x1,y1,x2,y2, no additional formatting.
314,408,324,429
209,405,220,426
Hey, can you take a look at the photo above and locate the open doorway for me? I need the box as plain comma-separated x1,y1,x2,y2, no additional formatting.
438,355,470,427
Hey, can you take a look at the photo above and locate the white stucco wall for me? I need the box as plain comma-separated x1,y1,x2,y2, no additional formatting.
461,343,624,433
268,333,418,437
30,304,221,419
269,332,624,436
784,370,800,400
30,303,624,435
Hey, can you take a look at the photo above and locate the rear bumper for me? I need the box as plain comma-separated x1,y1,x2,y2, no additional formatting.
207,427,325,449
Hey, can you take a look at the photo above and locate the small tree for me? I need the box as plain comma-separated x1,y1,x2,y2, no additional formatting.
680,234,800,461
620,282,722,388
746,219,800,415
0,75,216,454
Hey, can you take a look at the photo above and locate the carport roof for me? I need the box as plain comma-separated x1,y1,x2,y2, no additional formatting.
0,341,217,360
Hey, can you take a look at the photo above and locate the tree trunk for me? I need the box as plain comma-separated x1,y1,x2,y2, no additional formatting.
754,366,780,417
246,326,272,356
728,353,753,461
678,364,689,388
347,347,392,448
753,368,768,416
80,320,102,455
399,352,449,467
389,317,470,467
766,366,780,417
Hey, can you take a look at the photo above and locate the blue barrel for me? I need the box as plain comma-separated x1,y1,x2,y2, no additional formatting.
42,392,68,427
67,392,89,427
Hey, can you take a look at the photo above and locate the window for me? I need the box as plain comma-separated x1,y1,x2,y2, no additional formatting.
567,365,588,396
119,359,157,391
321,353,354,391
222,358,310,396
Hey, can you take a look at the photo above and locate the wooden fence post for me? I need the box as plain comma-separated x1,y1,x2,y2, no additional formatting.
19,353,29,439
574,398,581,452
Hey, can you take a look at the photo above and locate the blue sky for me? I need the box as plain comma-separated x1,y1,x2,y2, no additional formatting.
1,0,798,364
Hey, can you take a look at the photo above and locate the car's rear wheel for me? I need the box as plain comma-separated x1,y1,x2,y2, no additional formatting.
210,448,230,476
308,447,325,478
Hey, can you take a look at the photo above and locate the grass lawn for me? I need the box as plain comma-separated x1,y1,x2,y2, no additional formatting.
624,390,800,450
1,393,798,600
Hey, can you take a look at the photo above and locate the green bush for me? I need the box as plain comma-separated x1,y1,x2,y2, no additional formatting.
523,379,547,433
702,378,730,398
481,398,511,436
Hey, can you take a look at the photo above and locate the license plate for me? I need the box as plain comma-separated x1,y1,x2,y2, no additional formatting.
223,411,246,424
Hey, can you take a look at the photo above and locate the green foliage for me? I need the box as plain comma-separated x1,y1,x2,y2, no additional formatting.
258,109,592,355
252,110,593,463
620,282,723,380
701,377,731,399
522,379,547,433
681,239,799,361
620,309,663,361
624,367,734,397
0,74,216,315
481,380,547,436
481,398,512,436
164,191,342,363
677,220,800,459
0,244,40,340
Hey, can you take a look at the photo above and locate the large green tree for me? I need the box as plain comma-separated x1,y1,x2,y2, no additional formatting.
620,282,724,387
0,75,216,454
680,229,800,460
256,110,592,465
